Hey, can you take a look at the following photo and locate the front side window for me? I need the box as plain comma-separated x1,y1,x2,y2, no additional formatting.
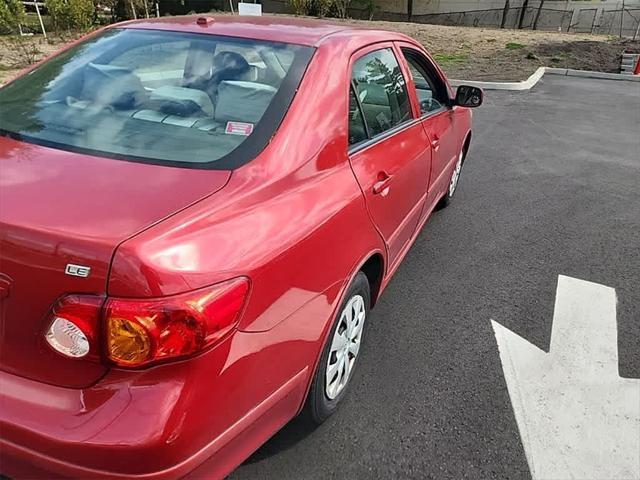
402,49,447,115
0,29,313,169
350,48,411,138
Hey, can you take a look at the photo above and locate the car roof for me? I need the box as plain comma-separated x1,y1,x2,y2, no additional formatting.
114,15,411,47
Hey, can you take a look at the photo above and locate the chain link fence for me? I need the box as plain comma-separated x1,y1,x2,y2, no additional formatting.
569,7,598,33
406,6,640,38
400,8,571,31
256,2,639,38
596,8,640,37
270,1,639,39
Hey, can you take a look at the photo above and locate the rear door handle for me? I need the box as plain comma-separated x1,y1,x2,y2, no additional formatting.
372,172,393,195
431,138,440,151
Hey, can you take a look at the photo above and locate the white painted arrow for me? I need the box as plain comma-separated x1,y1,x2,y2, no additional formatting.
492,275,640,480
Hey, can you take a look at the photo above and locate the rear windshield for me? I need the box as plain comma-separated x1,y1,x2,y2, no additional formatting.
0,29,313,169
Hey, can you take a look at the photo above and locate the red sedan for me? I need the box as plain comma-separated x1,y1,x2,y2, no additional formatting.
0,15,481,479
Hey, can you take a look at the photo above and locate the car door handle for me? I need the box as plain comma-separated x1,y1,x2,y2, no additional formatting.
372,172,393,195
431,138,440,151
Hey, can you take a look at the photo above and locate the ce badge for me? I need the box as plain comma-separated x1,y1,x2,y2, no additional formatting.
65,264,91,278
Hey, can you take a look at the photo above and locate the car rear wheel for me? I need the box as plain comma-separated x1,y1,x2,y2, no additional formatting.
304,271,370,424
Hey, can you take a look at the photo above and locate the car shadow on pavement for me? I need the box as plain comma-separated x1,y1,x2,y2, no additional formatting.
242,415,319,464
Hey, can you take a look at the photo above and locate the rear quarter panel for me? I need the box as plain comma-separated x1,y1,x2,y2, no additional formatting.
108,42,385,331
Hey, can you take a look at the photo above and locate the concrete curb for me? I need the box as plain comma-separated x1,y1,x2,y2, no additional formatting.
3,65,639,91
549,68,640,82
451,67,547,91
451,67,640,91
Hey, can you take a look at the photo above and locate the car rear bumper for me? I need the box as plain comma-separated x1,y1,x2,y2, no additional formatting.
0,329,311,480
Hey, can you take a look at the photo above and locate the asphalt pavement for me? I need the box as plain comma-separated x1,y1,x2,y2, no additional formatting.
230,75,640,480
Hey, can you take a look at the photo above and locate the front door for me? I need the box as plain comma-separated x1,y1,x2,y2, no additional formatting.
398,45,460,216
347,45,432,269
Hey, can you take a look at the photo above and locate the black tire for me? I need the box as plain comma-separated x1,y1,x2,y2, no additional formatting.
304,271,371,425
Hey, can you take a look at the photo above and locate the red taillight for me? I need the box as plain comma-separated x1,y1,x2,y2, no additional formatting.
43,278,249,368
104,278,250,367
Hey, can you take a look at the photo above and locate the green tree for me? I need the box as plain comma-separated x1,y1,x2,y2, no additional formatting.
0,0,41,71
0,0,27,34
333,0,350,18
46,0,95,31
314,0,334,18
288,0,312,15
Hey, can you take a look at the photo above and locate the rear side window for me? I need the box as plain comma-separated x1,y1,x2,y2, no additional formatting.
350,48,411,138
109,40,190,78
0,29,314,169
348,86,368,146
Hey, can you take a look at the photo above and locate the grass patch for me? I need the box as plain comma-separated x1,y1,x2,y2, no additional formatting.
505,42,525,50
433,53,469,64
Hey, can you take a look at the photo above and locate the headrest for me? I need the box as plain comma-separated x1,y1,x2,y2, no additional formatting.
356,82,389,106
215,81,277,124
212,51,250,82
81,63,147,109
240,65,259,82
150,86,215,116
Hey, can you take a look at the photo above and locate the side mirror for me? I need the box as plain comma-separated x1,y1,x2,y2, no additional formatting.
454,85,483,108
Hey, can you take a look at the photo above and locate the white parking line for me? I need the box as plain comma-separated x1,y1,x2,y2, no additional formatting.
492,275,640,480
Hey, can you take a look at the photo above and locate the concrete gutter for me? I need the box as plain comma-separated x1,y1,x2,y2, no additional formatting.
451,67,640,91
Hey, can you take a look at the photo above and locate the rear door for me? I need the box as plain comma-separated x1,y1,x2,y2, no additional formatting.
347,44,432,270
398,44,460,218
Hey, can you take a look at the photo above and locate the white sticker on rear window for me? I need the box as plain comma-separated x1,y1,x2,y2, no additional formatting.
225,122,254,136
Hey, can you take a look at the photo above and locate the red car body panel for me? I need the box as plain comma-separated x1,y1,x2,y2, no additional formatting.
0,137,231,387
0,15,472,479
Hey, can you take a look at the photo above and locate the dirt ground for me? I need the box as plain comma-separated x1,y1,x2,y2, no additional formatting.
337,18,639,81
1,17,638,84
0,35,68,84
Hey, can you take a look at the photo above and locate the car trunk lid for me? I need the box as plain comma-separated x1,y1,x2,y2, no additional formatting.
0,137,230,388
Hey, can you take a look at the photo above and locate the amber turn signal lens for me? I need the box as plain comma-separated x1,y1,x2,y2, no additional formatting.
103,278,249,368
106,317,151,365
